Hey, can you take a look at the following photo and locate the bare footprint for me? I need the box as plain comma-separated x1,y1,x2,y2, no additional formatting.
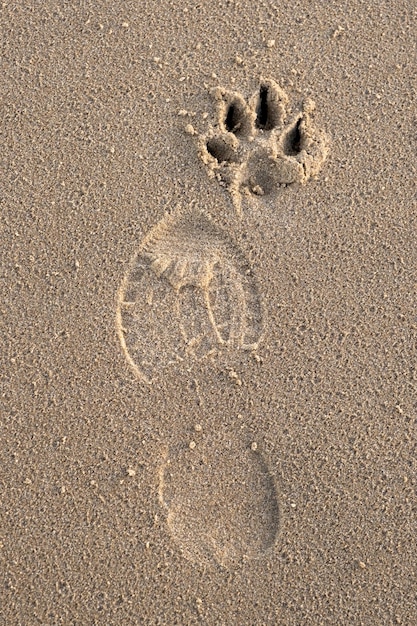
198,78,329,211
116,207,263,383
158,436,280,568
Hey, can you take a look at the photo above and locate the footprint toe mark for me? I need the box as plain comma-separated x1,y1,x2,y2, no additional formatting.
216,88,255,138
206,135,239,164
254,79,288,131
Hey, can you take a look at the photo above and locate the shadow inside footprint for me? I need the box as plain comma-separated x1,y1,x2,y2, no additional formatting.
206,136,238,164
220,92,253,137
225,101,243,133
254,81,287,131
283,117,303,156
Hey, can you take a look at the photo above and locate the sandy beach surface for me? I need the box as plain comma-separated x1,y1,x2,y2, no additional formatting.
1,1,416,624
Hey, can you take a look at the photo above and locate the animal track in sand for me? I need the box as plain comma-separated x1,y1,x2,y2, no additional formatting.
116,208,263,384
198,78,329,211
158,437,280,567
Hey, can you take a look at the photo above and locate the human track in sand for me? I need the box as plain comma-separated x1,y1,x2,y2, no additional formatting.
116,207,263,385
158,435,280,568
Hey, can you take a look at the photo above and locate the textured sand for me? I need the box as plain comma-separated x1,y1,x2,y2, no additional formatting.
1,1,416,624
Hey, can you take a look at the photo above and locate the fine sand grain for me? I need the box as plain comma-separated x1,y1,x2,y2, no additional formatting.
1,1,416,624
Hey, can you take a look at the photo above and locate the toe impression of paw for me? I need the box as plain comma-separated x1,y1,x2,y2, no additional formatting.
198,78,329,208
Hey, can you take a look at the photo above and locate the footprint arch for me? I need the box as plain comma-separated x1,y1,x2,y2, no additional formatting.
116,208,263,384
158,438,280,568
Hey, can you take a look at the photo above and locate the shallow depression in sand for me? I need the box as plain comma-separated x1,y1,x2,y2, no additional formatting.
159,438,280,568
116,208,263,384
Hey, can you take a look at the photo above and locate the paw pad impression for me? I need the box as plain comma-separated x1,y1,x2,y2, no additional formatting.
198,78,329,208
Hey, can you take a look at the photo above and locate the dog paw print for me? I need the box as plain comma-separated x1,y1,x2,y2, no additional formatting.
198,78,329,210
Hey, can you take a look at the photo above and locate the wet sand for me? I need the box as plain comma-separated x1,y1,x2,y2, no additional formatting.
1,1,416,624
